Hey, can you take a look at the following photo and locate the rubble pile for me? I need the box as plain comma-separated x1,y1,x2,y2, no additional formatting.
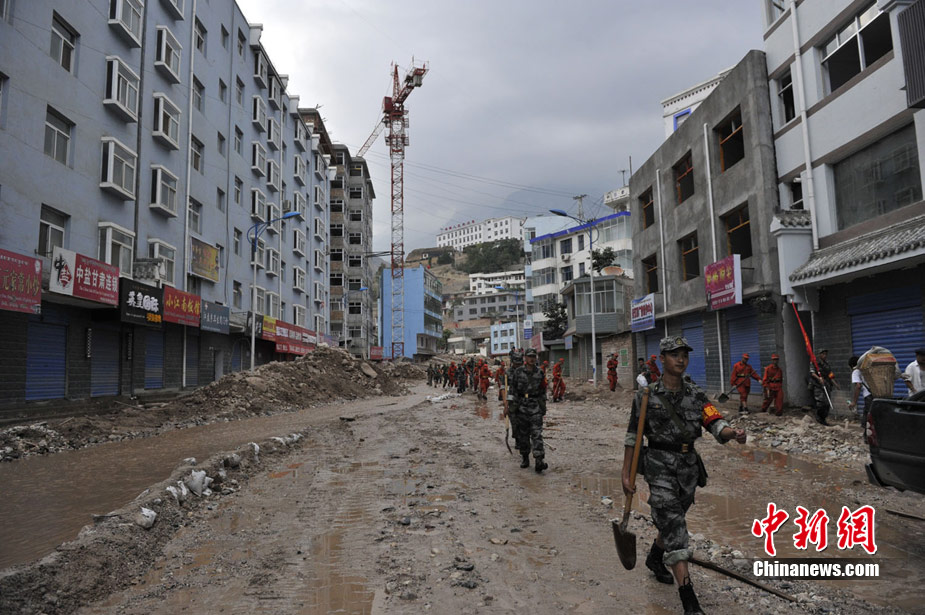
0,346,425,462
733,412,868,466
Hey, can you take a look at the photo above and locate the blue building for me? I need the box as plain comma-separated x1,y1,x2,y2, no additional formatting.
0,0,334,407
379,265,442,360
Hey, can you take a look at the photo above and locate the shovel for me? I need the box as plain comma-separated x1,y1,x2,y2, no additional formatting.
716,376,747,403
611,386,649,570
502,374,512,455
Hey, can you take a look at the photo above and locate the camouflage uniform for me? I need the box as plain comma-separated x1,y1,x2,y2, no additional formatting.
625,373,730,566
509,361,548,462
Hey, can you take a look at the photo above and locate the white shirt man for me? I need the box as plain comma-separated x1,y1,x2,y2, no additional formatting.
904,349,925,394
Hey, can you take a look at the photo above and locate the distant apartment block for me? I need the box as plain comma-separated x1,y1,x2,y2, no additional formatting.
469,270,525,295
436,216,525,251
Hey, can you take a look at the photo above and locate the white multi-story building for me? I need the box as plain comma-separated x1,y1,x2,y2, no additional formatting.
661,67,732,137
468,270,525,295
489,321,518,355
436,216,525,251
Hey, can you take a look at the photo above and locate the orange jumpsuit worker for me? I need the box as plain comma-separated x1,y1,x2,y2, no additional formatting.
646,355,661,382
552,358,566,402
448,362,457,388
607,354,619,391
761,353,784,416
495,361,506,402
731,353,761,413
479,361,491,399
473,360,482,394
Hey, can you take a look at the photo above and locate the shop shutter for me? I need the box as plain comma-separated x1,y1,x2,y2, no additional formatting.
681,314,706,386
848,286,924,396
90,327,120,397
644,331,661,361
145,330,164,389
186,334,199,387
231,343,242,372
726,305,760,383
26,322,67,401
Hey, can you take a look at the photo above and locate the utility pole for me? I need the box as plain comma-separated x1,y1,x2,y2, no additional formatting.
573,194,587,220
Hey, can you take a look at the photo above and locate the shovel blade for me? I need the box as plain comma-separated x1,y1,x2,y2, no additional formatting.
717,392,729,403
611,518,637,570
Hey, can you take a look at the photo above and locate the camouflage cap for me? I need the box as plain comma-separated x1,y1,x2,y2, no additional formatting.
525,348,538,358
660,336,694,353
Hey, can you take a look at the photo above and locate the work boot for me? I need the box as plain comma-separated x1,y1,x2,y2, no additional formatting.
645,542,674,584
534,458,548,473
678,583,705,614
520,452,530,468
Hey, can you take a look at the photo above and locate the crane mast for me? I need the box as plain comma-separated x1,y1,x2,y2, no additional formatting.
359,61,427,360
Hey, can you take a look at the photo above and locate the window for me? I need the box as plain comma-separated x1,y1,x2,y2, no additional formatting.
330,273,343,287
188,198,202,234
234,176,243,205
251,188,266,221
232,127,243,156
765,0,785,24
639,188,654,229
330,248,343,261
217,132,226,157
254,52,268,88
190,136,203,172
194,19,206,55
331,223,343,237
221,26,229,49
192,77,204,112
100,137,136,199
293,267,306,292
44,108,72,165
788,179,803,210
109,0,143,46
723,205,753,259
148,240,176,285
252,96,266,129
821,3,892,93
293,229,306,255
330,199,343,213
674,151,694,204
38,205,68,257
348,254,362,268
253,239,265,268
560,238,572,254
98,222,134,276
294,155,306,183
254,286,266,313
348,232,362,245
577,235,585,251
237,29,246,57
777,71,795,124
349,186,362,199
642,254,658,293
314,185,325,209
217,188,225,211
150,165,178,215
51,14,77,72
234,228,242,255
579,262,586,277
235,77,244,105
153,93,181,149
717,109,744,171
266,249,280,276
314,217,326,239
679,233,700,281
834,123,922,230
314,249,325,271
294,304,306,326
267,159,280,192
348,277,362,291
155,27,182,83
104,57,140,121
233,281,243,308
348,302,362,315
560,265,573,283
163,0,183,19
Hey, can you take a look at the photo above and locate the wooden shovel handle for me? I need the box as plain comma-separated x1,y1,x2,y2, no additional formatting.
623,387,650,523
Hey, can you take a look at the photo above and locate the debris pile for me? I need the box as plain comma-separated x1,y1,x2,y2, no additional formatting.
0,346,425,462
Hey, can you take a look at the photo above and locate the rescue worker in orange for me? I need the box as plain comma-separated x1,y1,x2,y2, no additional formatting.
479,360,491,400
551,358,566,402
494,360,506,402
607,354,619,391
646,354,661,382
448,362,457,388
730,353,761,413
761,353,784,416
473,359,482,395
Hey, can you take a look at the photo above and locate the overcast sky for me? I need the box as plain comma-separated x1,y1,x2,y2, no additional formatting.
235,0,766,253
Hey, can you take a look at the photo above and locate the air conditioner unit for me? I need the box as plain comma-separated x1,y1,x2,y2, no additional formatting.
561,253,571,262
282,199,293,213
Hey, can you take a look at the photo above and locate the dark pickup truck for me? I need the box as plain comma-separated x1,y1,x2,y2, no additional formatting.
865,391,925,495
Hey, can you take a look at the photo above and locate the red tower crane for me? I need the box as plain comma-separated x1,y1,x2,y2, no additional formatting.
358,61,428,360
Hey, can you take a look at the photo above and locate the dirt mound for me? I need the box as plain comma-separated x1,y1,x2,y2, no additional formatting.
0,346,425,462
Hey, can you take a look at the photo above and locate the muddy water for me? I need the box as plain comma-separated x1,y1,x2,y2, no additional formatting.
571,448,925,612
0,393,424,570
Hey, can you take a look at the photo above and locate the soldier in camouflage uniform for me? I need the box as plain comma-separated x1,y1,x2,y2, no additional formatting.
509,348,549,473
622,336,747,615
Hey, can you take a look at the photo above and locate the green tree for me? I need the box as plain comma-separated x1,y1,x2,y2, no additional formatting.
542,301,568,340
436,252,453,265
442,328,453,352
591,247,617,273
459,239,524,274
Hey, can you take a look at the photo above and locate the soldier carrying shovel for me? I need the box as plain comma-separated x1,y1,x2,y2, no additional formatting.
621,336,747,615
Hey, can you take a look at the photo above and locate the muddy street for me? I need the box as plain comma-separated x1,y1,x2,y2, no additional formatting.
3,378,923,615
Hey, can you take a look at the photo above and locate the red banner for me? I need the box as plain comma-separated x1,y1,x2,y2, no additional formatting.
704,254,742,310
369,346,384,360
49,247,119,306
0,249,42,314
274,321,316,355
163,286,201,327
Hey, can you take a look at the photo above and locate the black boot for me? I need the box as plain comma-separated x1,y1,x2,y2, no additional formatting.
520,452,530,468
534,457,548,473
678,583,705,614
645,542,674,584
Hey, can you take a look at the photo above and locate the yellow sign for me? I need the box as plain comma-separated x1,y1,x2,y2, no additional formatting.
189,237,220,282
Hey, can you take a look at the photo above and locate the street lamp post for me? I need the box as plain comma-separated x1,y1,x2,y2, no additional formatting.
342,286,369,358
248,211,300,371
494,285,521,350
550,208,598,386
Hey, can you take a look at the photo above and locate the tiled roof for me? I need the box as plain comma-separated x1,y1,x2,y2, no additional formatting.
789,214,925,282
774,209,812,228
